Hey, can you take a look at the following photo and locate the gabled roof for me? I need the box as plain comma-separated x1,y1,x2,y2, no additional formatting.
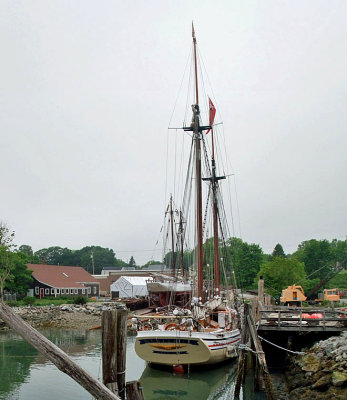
28,264,98,288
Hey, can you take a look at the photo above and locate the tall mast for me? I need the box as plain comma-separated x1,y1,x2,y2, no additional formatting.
179,210,185,278
169,195,176,276
211,130,220,295
192,24,204,300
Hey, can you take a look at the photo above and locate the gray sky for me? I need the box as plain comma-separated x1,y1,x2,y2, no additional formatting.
1,0,346,264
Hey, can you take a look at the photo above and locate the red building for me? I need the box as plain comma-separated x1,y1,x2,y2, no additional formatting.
28,264,100,298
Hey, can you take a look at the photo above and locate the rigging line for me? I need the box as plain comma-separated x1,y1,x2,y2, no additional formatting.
173,128,178,200
232,174,243,239
184,47,194,126
168,45,193,129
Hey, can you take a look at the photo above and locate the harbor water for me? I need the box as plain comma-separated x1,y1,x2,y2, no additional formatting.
0,329,266,400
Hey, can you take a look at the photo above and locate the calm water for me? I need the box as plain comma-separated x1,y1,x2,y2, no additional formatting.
0,329,265,400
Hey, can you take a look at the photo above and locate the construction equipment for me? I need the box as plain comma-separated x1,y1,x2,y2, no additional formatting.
315,288,340,302
280,285,307,305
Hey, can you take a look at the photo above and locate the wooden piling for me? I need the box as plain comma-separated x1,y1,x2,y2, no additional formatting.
234,304,248,398
0,300,120,400
126,381,145,400
102,308,128,399
247,312,276,400
258,276,264,305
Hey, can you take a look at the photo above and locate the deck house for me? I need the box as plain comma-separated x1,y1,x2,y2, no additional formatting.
28,264,100,298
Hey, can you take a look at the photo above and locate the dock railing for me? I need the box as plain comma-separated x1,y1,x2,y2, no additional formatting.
258,305,347,332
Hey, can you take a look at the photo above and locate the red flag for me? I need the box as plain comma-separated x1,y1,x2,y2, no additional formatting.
206,97,216,134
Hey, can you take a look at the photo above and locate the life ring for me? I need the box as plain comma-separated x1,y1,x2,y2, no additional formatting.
164,323,188,331
165,323,179,331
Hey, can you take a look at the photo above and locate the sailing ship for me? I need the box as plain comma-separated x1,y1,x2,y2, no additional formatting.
134,25,241,366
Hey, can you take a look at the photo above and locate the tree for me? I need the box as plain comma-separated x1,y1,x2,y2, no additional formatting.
18,245,33,257
227,237,263,289
295,239,334,280
0,222,16,299
272,244,285,258
4,252,32,295
256,257,306,297
34,246,77,265
128,256,136,268
326,270,347,290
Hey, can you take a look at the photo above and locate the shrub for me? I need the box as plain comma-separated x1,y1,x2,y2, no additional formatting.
73,295,87,305
6,300,19,307
22,296,36,306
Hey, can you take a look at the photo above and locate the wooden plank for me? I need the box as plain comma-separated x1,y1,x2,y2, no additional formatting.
0,300,120,400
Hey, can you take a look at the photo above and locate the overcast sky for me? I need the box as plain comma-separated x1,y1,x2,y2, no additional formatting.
1,0,346,264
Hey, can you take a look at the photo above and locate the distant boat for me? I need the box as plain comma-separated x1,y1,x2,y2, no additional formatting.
134,25,241,366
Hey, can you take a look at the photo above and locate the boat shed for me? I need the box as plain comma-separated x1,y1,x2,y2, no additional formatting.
110,276,152,299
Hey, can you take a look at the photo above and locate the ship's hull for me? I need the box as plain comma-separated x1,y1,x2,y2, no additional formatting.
135,329,240,366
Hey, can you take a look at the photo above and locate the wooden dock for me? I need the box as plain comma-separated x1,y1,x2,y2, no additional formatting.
258,305,347,332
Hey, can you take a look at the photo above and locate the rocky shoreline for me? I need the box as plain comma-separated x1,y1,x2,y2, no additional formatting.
0,303,120,330
285,332,347,399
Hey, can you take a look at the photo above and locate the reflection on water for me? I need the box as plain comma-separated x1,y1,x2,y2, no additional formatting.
0,330,265,400
140,363,237,400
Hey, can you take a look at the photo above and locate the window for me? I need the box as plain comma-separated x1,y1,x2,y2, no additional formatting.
82,288,85,295
57,289,60,294
35,287,39,295
51,288,55,295
93,287,97,295
69,289,73,294
45,288,49,295
88,287,91,294
74,289,78,294
62,289,65,294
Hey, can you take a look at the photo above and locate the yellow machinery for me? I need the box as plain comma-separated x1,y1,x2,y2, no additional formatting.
280,285,307,305
323,288,340,302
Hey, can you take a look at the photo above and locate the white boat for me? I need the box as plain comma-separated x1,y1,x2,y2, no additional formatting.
135,328,240,366
134,25,241,366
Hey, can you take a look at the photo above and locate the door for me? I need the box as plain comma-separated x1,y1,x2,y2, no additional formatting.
40,288,44,299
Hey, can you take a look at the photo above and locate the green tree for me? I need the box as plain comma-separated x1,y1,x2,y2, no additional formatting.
128,256,136,267
34,246,77,265
18,245,33,257
330,239,347,263
0,222,16,299
295,239,334,280
272,244,285,258
227,237,263,289
5,252,32,295
256,257,306,297
326,270,347,290
76,246,126,274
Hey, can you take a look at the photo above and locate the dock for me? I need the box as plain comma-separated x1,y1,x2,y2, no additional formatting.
258,305,347,332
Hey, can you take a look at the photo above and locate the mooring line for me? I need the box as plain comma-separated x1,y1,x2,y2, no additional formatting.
258,335,306,355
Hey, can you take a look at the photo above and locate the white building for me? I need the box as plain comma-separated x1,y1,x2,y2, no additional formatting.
110,276,152,298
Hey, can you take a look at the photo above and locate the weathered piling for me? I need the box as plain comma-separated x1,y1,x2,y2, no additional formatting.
247,312,276,400
102,308,128,399
234,305,248,397
0,300,120,400
126,381,145,400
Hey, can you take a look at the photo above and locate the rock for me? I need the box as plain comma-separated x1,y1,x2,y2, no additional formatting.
331,371,347,387
311,375,331,391
297,353,321,373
